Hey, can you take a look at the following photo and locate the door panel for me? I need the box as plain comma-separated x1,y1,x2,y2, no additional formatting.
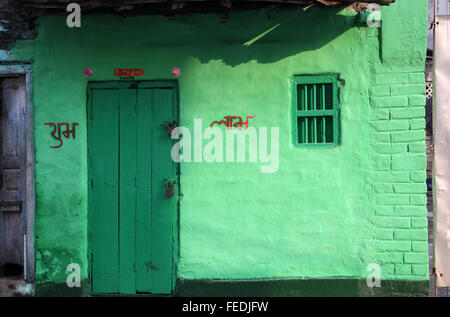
119,89,137,294
89,84,176,294
90,89,120,294
150,89,174,294
0,77,27,275
135,89,153,293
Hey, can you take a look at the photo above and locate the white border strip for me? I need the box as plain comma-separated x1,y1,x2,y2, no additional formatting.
434,16,450,287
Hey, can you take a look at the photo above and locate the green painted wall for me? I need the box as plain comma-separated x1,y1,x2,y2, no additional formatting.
9,0,428,291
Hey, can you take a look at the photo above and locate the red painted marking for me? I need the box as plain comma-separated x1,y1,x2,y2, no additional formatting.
44,122,79,149
114,69,143,77
210,116,254,129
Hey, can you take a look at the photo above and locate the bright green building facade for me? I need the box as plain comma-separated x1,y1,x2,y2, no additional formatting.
7,0,429,296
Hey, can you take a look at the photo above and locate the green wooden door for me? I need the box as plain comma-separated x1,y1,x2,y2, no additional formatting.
88,82,177,294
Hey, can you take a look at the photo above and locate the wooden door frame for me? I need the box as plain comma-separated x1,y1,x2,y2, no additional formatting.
0,64,35,282
86,80,180,294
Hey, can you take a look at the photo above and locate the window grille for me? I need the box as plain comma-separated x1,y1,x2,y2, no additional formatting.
292,75,339,146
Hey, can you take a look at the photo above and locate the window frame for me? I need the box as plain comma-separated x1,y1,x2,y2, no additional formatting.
291,74,340,147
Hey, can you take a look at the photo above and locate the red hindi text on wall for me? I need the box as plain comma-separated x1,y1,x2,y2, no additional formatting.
44,122,79,149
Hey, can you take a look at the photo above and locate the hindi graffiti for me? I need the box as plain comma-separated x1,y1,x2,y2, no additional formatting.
210,116,254,129
114,68,143,80
44,122,79,149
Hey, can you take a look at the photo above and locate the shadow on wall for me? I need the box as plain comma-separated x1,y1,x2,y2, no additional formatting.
174,8,360,66
74,8,361,67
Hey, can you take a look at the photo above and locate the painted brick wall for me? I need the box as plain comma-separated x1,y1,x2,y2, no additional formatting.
4,1,428,291
370,72,428,279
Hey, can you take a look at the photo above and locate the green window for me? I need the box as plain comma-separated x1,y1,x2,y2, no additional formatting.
292,75,339,146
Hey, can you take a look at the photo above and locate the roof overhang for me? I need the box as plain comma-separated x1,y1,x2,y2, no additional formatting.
17,0,396,17
0,0,395,42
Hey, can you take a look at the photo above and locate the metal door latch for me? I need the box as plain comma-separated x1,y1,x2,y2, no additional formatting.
164,178,176,197
162,120,178,137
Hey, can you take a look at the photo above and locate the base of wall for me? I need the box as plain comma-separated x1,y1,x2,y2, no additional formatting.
175,278,429,297
35,280,89,297
34,278,429,297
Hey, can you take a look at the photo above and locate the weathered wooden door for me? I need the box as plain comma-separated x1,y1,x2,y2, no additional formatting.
88,82,177,294
0,77,27,277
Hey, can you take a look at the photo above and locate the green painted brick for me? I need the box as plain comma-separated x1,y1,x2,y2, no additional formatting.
376,240,411,251
393,183,427,194
375,217,410,229
371,109,390,120
381,264,395,275
391,144,408,154
373,143,391,154
376,194,410,205
410,171,426,182
412,241,427,252
374,171,410,183
408,142,426,153
395,264,412,275
412,264,428,276
375,206,395,216
371,120,409,132
377,252,403,263
375,229,394,240
375,73,409,84
410,194,427,205
409,118,426,130
404,252,428,264
410,95,426,106
391,154,426,171
374,155,390,171
391,84,425,96
371,132,391,143
408,73,425,84
371,96,409,108
379,274,401,280
390,107,424,119
374,183,393,193
394,229,427,241
391,130,425,143
411,217,427,228
370,85,391,97
395,206,426,217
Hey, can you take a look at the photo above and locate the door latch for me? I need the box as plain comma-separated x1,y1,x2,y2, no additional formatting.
164,177,176,197
162,120,178,137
